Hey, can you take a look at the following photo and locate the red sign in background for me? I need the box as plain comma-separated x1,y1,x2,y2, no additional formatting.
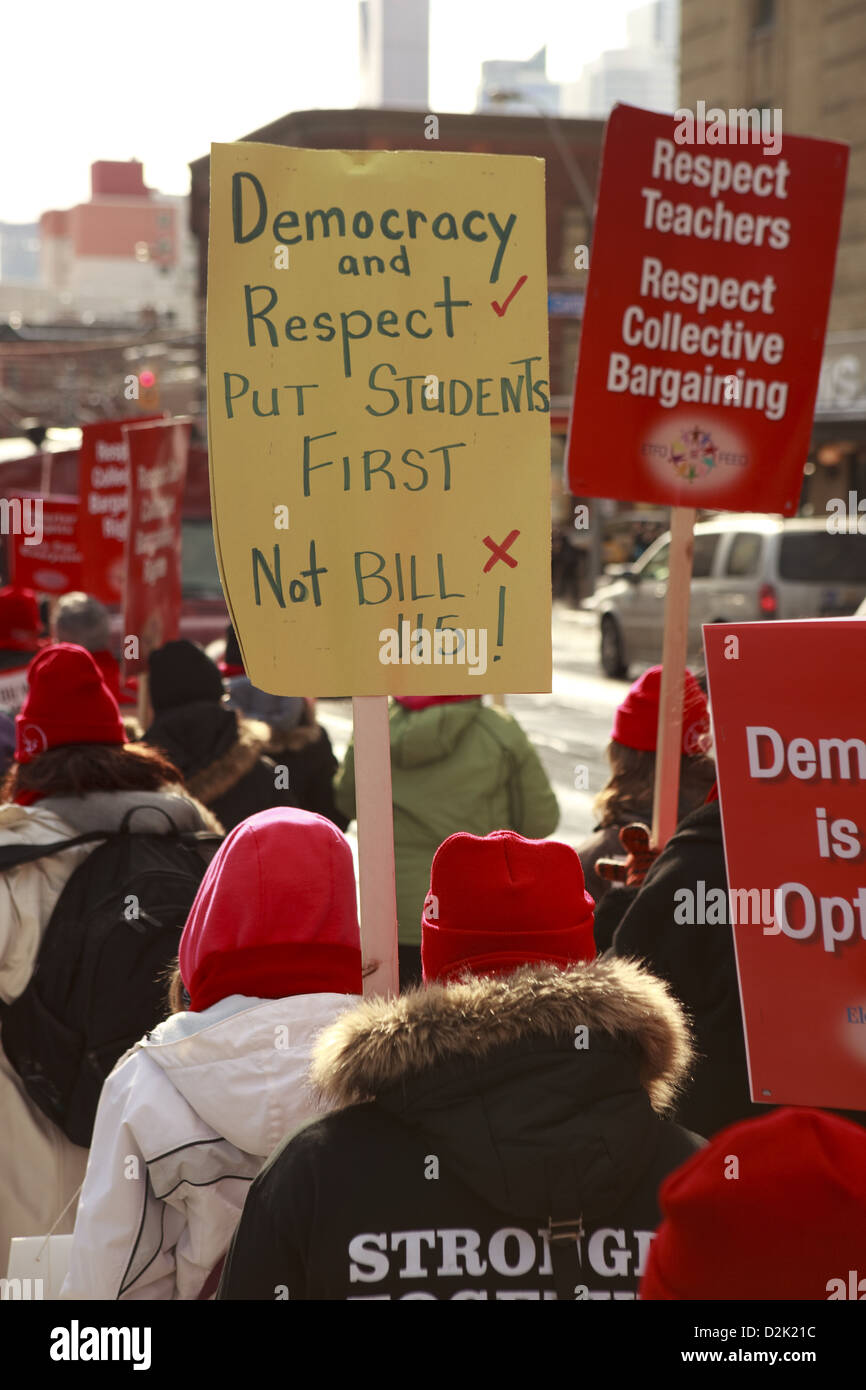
705,619,866,1109
79,414,163,603
10,496,83,594
567,104,848,514
122,419,190,675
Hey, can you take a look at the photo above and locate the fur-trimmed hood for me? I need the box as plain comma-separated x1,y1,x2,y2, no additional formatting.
185,716,272,806
266,720,325,757
311,959,696,1220
144,701,272,807
314,958,692,1113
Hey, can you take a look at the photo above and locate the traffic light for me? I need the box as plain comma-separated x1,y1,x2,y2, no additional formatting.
138,368,159,410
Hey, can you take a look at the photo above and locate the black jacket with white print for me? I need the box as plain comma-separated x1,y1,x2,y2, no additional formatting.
218,958,703,1301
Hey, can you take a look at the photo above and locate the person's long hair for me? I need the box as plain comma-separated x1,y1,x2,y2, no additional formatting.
165,964,189,1016
1,741,184,803
593,740,716,828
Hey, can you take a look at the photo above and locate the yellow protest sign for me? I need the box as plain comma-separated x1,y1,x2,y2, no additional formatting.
206,142,552,695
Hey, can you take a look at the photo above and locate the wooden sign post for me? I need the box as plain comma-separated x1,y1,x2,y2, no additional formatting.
352,696,399,998
650,506,695,850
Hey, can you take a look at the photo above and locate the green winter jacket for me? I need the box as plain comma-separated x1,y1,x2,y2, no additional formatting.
334,699,560,945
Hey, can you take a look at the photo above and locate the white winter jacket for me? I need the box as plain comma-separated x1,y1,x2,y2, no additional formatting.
0,789,219,1268
61,990,360,1300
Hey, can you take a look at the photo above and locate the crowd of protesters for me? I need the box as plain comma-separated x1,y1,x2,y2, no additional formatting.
0,581,861,1303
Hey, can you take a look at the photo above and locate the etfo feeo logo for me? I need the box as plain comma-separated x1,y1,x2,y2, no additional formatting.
641,413,749,498
670,425,718,482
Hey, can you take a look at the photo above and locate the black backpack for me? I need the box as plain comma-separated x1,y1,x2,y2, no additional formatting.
0,805,222,1147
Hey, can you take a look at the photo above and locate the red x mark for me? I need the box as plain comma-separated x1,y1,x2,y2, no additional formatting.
482,529,520,573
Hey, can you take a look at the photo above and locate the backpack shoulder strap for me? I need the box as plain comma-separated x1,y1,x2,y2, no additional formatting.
116,804,223,849
0,809,223,874
0,830,115,874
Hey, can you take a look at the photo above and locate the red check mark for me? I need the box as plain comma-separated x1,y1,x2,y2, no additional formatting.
491,275,527,317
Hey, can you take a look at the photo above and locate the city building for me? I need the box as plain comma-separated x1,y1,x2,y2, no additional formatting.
0,162,200,437
476,47,562,115
35,160,197,331
0,223,40,284
359,0,429,108
562,0,679,117
679,0,866,508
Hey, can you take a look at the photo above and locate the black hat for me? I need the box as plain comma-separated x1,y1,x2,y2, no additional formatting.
224,623,243,668
148,640,225,713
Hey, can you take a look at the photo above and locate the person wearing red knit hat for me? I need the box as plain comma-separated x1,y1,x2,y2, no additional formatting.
218,829,704,1302
577,664,716,921
62,807,363,1301
641,1108,866,1300
0,643,218,1271
420,829,596,982
0,584,46,716
0,584,45,666
335,693,560,989
14,642,126,770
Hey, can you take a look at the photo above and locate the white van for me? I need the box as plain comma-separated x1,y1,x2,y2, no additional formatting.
587,515,866,677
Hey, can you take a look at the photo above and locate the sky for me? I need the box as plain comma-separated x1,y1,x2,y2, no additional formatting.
0,0,638,224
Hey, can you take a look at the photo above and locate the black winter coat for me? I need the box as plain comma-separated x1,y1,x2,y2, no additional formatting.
218,959,702,1301
610,800,866,1140
268,718,348,832
144,702,297,831
610,801,759,1138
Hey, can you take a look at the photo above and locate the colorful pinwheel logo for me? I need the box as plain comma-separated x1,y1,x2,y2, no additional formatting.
670,426,719,483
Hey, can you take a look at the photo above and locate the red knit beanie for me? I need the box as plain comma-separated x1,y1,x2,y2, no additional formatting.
421,830,596,984
179,806,362,1012
0,585,44,652
15,643,126,763
640,1108,866,1301
612,666,709,756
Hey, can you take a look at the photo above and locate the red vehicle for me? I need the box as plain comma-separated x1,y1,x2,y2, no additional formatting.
0,432,227,649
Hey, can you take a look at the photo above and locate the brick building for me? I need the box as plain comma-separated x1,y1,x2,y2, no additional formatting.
680,0,866,509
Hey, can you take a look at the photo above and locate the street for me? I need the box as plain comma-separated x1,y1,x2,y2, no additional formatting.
317,601,631,854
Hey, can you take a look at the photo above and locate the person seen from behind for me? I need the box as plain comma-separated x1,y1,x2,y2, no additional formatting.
335,695,559,988
61,807,363,1300
0,644,218,1263
142,639,314,832
220,624,347,830
641,1108,866,1300
218,828,702,1301
577,665,715,941
50,591,137,709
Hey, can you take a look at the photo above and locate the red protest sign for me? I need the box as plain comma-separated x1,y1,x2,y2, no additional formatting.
0,665,32,715
79,414,163,603
567,105,848,514
705,618,866,1110
122,419,190,674
10,496,83,595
